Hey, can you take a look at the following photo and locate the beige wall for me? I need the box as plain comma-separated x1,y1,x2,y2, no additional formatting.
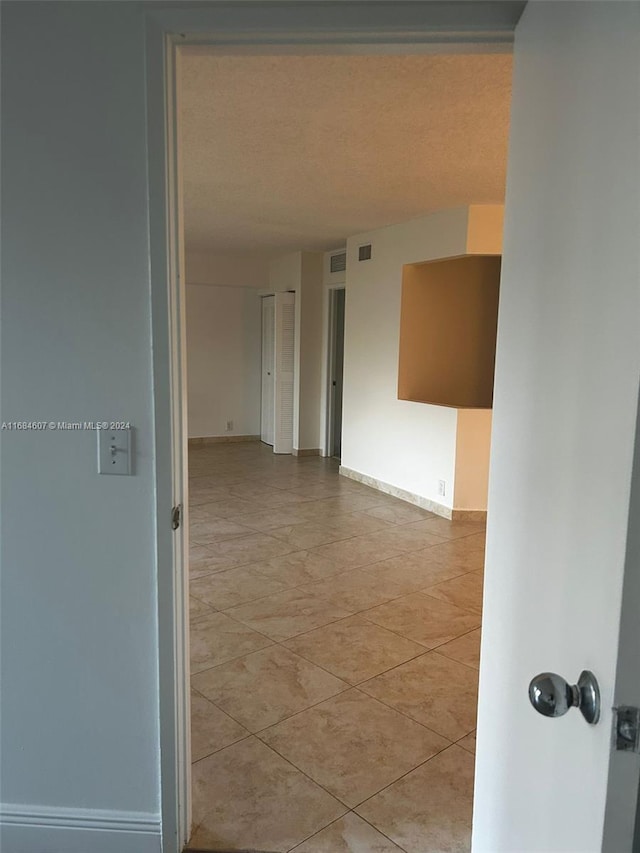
466,204,504,255
268,251,301,293
186,249,270,288
454,409,493,510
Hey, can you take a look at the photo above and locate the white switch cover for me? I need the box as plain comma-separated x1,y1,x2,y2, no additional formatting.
98,427,132,475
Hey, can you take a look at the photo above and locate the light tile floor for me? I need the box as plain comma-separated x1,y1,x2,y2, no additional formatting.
187,442,484,853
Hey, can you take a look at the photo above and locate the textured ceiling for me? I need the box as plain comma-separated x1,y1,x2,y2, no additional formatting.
180,51,512,254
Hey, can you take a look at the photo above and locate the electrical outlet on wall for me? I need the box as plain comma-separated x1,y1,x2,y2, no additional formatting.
225,420,234,432
438,480,446,497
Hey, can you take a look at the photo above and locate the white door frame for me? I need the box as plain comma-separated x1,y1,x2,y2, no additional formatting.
145,4,523,851
260,295,276,446
324,285,346,458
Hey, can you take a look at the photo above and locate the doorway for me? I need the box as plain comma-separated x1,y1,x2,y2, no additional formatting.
327,287,346,460
152,3,640,848
180,51,503,853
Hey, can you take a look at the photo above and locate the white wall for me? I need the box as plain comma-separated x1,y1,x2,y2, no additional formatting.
341,207,501,513
474,4,640,850
0,2,161,848
186,284,261,439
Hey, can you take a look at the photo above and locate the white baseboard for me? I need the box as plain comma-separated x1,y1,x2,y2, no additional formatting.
339,465,486,521
0,804,162,853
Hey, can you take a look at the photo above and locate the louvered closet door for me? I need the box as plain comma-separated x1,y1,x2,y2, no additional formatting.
260,296,275,446
273,292,295,455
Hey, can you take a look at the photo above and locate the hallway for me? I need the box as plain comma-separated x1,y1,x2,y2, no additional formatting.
188,441,484,852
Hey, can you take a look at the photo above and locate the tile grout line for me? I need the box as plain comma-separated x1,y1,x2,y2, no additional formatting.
190,570,481,690
189,514,483,580
351,740,474,816
285,811,411,853
254,697,462,819
187,445,484,849
190,582,481,693
193,655,454,762
189,545,483,617
195,731,352,824
351,678,477,743
190,731,254,767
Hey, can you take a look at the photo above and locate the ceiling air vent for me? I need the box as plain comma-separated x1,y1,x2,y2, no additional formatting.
330,252,347,274
358,244,372,262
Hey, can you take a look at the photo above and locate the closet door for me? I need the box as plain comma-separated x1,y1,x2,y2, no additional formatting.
260,296,275,446
274,292,295,455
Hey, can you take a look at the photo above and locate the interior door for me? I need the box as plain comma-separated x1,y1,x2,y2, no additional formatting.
260,295,275,446
474,3,640,851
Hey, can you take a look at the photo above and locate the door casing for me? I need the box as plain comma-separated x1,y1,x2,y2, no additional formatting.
325,285,346,459
260,295,276,446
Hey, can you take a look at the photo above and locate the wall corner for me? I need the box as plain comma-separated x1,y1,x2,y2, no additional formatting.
465,205,504,255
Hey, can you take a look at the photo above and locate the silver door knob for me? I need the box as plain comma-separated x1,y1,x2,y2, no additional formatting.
528,670,600,724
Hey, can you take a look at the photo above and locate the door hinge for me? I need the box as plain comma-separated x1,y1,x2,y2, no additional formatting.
613,706,640,753
171,504,182,531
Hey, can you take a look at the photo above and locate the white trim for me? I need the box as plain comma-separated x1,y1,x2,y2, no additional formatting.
146,3,523,51
1,804,160,832
340,464,455,519
0,805,161,853
321,283,346,457
179,35,515,52
145,24,191,853
165,35,192,853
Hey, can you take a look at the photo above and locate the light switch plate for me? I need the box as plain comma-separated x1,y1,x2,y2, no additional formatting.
98,427,132,475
